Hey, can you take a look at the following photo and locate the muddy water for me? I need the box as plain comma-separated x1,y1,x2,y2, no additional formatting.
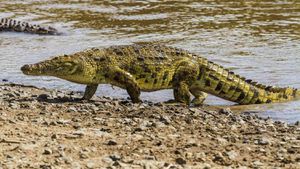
0,0,300,122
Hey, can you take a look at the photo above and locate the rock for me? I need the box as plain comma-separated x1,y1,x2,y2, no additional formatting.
43,148,52,155
253,160,264,166
256,138,270,145
102,156,114,164
195,152,206,160
9,102,19,109
258,148,266,153
72,131,85,137
175,157,186,165
79,152,89,159
107,140,117,146
51,134,58,139
279,148,287,153
72,123,81,129
56,119,71,125
287,148,296,154
37,94,50,101
226,150,238,160
110,154,121,161
216,137,228,145
219,108,232,115
67,106,77,113
39,164,52,169
213,153,225,164
86,162,96,169
185,152,194,159
159,116,171,125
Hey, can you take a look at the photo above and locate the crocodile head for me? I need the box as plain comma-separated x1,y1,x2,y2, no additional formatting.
21,54,95,84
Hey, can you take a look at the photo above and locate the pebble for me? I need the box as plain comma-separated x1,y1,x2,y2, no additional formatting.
79,152,89,159
216,137,228,145
43,148,52,155
219,108,232,115
67,106,77,112
107,140,117,146
226,150,238,160
175,157,186,165
86,162,96,169
159,115,171,125
253,160,264,166
102,156,114,164
51,134,59,139
37,94,50,101
256,137,270,145
110,154,121,161
39,164,52,169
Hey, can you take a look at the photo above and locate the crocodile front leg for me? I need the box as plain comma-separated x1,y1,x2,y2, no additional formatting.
173,61,199,105
190,89,208,106
82,84,98,100
109,68,141,103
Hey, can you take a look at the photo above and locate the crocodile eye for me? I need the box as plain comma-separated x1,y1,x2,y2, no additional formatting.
64,62,73,67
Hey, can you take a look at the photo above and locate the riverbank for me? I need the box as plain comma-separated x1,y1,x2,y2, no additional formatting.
0,83,299,168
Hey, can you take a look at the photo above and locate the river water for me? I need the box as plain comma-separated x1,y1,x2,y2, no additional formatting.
0,0,300,123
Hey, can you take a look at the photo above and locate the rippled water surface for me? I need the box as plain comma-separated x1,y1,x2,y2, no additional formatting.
1,0,300,122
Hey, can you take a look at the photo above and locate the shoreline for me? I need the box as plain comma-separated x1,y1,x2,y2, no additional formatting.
0,83,299,168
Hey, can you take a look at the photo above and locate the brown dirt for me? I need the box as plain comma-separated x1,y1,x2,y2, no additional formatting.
0,83,299,169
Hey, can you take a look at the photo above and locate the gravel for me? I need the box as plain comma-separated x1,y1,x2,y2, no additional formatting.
0,83,299,168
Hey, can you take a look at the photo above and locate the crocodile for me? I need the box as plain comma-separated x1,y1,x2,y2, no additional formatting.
0,18,60,35
21,44,300,105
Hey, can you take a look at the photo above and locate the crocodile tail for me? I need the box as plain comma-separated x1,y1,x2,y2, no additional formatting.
195,59,299,104
229,77,299,104
0,18,59,35
255,84,299,103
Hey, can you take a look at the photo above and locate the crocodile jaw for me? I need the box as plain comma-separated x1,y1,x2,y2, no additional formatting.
21,64,48,76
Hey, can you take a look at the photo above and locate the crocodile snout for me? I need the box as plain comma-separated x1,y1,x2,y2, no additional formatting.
21,64,31,74
21,64,41,75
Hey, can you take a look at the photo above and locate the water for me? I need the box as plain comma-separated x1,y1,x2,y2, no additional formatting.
0,0,300,123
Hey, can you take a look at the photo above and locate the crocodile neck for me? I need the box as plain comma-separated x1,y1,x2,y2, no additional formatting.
191,58,298,104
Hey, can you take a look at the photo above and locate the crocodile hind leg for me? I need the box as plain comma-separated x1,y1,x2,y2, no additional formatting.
189,89,208,106
109,68,141,103
172,61,199,105
82,84,98,100
173,82,191,104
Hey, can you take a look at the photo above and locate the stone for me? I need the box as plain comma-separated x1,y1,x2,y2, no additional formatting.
37,94,50,101
253,160,264,166
175,157,186,165
219,108,232,115
43,148,52,155
226,150,238,160
256,138,270,145
110,154,121,161
86,162,96,169
79,152,89,159
107,140,117,146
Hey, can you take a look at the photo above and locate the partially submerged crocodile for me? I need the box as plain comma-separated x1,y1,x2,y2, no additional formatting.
21,44,300,105
0,18,60,35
